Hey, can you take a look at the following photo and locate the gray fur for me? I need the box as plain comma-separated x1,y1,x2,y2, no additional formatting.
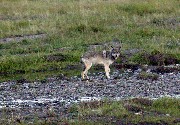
81,41,121,79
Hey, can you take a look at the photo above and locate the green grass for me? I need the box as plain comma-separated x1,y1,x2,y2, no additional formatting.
75,98,180,125
0,0,180,81
152,98,180,117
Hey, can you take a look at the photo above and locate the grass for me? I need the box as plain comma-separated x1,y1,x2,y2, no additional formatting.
66,98,180,124
0,2,179,125
0,0,180,81
0,98,179,125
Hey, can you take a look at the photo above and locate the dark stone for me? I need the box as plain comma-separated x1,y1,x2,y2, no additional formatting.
173,118,180,124
124,104,142,113
16,78,28,83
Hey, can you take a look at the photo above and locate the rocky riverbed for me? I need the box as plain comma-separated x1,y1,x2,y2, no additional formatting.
0,65,179,122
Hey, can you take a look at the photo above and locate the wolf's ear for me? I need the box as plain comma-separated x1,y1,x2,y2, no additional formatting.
103,50,106,58
110,46,114,51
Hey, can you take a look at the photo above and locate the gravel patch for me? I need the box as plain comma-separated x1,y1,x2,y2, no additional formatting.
0,67,179,120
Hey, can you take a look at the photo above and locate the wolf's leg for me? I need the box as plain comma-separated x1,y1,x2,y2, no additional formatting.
104,64,110,79
81,71,85,80
82,62,92,79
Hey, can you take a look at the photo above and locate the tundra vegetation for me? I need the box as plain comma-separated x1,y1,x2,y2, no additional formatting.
0,0,179,81
0,98,180,125
0,0,179,124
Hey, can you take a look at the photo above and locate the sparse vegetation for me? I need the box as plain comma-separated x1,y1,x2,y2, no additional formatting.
137,71,159,80
0,98,179,125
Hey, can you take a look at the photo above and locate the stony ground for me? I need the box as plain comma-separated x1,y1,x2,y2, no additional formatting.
0,33,46,43
0,65,179,123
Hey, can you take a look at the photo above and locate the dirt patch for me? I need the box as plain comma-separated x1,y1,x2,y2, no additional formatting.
148,52,179,66
115,62,179,75
124,104,142,113
0,69,26,76
114,63,140,71
131,98,153,106
151,17,180,30
151,65,180,74
45,53,68,62
137,71,159,80
126,50,179,66
80,100,109,109
0,33,46,43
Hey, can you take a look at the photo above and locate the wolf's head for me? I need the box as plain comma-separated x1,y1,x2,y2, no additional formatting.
110,46,121,60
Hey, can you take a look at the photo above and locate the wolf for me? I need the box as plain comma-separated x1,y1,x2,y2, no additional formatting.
81,40,121,79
